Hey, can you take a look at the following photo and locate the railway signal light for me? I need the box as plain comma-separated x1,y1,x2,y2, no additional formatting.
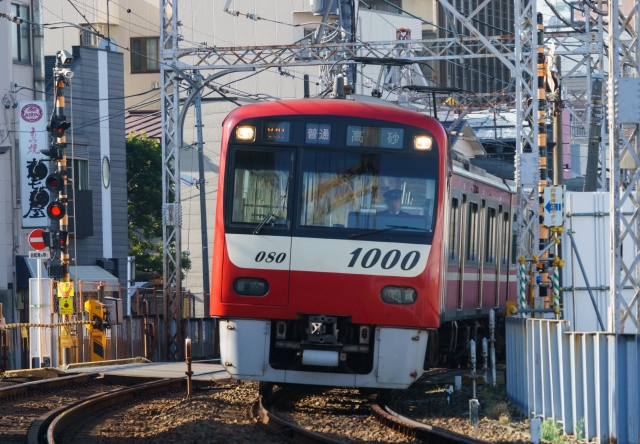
40,143,65,160
46,201,66,221
45,172,64,193
47,259,65,279
27,160,48,181
46,115,71,138
29,187,50,209
42,230,68,249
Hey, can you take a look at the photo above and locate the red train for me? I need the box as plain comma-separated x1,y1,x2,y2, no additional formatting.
211,95,517,389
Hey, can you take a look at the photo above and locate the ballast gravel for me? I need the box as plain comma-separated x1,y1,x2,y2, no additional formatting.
277,387,417,443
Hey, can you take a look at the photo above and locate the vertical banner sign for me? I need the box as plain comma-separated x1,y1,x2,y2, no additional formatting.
17,101,49,228
543,186,565,227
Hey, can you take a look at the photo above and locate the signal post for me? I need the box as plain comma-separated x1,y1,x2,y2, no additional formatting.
32,50,78,364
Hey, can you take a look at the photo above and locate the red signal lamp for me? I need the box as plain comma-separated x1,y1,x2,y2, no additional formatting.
46,201,66,221
45,173,64,193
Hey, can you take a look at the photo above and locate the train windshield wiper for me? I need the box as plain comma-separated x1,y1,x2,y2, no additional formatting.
348,225,427,239
253,180,289,235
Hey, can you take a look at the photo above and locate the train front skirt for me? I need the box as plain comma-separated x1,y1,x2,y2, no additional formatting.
219,318,429,389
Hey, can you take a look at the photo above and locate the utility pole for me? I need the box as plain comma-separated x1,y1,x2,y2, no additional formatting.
536,13,549,308
41,50,74,364
193,75,210,318
583,72,604,191
553,55,563,186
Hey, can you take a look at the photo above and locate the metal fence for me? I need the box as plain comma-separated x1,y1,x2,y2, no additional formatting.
506,317,640,442
1,282,217,371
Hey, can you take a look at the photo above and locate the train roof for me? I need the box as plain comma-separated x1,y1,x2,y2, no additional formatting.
453,160,515,193
223,97,446,137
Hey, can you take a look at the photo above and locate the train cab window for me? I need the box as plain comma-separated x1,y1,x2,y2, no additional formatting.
502,212,510,265
466,202,479,262
230,149,293,226
299,149,438,235
485,207,497,264
449,198,460,261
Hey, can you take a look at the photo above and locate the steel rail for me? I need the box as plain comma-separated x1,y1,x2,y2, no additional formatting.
27,378,182,444
257,387,345,444
0,372,98,400
371,393,489,444
260,385,490,444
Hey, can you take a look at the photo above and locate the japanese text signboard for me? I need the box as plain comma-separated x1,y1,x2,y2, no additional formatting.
17,101,49,228
543,186,565,227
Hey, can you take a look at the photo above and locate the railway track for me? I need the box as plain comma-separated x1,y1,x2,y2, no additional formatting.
28,378,183,444
258,386,489,444
0,373,125,444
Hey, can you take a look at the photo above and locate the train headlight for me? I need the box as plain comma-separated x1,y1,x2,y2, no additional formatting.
234,278,269,296
236,125,256,141
414,135,433,150
380,286,417,305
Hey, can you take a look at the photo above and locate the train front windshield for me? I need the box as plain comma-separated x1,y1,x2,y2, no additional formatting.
229,148,438,236
299,150,437,233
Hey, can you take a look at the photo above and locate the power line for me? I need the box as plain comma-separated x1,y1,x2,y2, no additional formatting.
13,84,158,102
65,0,100,35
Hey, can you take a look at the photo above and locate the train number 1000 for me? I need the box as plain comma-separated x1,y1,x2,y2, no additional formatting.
348,248,420,271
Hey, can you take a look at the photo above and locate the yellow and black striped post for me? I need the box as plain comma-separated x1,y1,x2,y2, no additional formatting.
536,13,550,307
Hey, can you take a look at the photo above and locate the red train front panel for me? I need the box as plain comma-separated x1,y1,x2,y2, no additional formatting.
211,99,448,388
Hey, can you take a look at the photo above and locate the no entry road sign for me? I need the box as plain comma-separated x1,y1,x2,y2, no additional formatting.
28,229,46,250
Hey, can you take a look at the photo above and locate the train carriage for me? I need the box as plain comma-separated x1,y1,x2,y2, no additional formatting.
211,94,517,389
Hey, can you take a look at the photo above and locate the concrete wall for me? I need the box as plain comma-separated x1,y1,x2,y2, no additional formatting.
43,0,159,109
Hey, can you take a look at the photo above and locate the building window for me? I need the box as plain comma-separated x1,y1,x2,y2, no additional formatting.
11,3,31,64
131,37,160,73
67,159,89,190
365,0,402,13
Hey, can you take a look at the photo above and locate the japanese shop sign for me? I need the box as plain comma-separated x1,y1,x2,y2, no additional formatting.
17,101,49,228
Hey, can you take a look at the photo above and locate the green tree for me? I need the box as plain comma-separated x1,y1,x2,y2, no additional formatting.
127,133,163,279
127,132,191,280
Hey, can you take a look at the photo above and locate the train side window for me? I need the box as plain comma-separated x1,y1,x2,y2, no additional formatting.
449,197,460,261
466,202,479,262
502,212,510,265
485,207,496,264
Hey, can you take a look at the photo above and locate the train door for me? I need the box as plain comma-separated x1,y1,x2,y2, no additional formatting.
494,205,504,307
447,191,463,316
457,194,468,311
462,195,481,312
481,201,498,308
221,146,295,307
505,209,518,303
478,200,486,308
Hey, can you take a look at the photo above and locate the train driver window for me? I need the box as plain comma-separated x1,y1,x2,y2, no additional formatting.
299,149,438,233
231,149,292,226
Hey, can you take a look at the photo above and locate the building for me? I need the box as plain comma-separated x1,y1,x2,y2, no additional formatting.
42,0,160,110
1,0,128,368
